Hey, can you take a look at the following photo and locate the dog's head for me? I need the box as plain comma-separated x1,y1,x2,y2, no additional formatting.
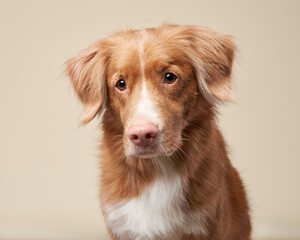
66,25,235,159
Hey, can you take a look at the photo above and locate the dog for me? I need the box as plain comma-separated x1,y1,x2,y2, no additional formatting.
66,24,251,240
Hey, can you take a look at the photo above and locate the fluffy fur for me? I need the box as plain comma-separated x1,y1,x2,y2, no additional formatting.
66,24,251,240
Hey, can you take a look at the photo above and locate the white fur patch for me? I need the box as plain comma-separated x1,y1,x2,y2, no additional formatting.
134,30,162,129
134,81,162,129
104,159,204,239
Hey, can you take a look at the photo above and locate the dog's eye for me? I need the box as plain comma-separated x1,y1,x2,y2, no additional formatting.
116,79,127,91
164,73,177,84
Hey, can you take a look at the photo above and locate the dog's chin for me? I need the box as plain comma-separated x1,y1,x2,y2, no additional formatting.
126,149,162,159
125,146,177,159
134,152,162,159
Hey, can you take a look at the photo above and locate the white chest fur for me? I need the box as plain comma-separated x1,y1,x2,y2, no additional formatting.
104,169,203,240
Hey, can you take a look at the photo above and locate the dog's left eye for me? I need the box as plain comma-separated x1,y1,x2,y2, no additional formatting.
164,73,177,84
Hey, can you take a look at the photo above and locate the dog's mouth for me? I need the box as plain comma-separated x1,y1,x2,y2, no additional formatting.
126,139,179,159
127,145,163,159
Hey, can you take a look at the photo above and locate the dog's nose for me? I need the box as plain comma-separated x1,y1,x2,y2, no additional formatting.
128,124,158,146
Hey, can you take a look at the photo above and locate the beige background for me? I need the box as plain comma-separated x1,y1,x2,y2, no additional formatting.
0,0,299,239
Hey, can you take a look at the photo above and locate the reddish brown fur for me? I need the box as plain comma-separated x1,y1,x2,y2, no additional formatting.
66,24,251,240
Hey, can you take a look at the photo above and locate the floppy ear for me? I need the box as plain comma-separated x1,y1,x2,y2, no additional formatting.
183,26,235,102
65,41,108,124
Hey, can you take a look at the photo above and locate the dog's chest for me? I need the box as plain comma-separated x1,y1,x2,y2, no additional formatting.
104,173,203,240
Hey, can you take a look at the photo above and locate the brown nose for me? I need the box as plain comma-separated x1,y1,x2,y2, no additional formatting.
128,124,158,146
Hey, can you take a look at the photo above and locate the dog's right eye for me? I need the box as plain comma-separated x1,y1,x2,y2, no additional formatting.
116,79,127,91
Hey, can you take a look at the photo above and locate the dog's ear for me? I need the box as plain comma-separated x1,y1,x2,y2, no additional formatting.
65,41,109,124
181,26,235,102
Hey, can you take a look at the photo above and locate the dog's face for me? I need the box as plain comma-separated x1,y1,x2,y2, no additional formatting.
66,25,234,159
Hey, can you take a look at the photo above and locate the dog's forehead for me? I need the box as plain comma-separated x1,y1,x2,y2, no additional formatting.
108,29,186,73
